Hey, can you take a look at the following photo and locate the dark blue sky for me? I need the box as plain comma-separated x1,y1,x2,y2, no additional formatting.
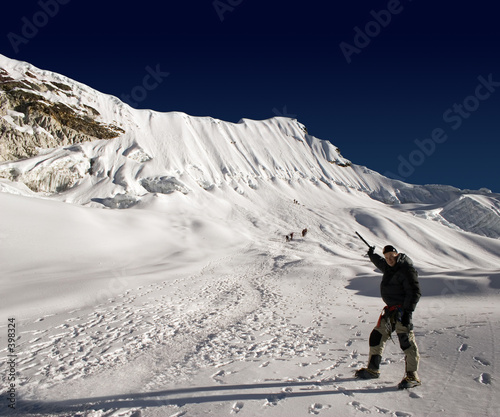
1,1,499,191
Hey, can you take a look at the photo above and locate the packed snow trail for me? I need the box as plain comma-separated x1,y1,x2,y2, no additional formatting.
5,235,499,417
1,182,499,416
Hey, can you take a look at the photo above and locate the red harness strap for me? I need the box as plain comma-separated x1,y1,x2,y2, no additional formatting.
376,305,402,327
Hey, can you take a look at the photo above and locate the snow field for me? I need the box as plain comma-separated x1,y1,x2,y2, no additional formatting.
1,178,498,416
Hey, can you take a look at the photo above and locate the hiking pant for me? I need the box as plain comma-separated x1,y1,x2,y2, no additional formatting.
367,309,420,375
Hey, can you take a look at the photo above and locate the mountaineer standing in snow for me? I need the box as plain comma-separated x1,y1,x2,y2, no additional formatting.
355,245,422,389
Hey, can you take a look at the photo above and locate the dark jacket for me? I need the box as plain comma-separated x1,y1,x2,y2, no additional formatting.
369,252,421,312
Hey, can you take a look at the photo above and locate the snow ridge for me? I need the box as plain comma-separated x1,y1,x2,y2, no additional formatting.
1,53,500,238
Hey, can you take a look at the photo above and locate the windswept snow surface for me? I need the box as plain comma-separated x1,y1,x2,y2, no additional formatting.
0,54,499,416
2,179,499,417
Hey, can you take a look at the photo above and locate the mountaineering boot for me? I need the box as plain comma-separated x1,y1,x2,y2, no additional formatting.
355,354,381,379
398,371,421,389
355,367,380,379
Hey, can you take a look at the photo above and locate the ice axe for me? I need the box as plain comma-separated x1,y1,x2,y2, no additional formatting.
355,232,374,250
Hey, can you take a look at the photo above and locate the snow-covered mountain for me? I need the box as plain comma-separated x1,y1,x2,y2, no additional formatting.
1,54,500,417
1,53,499,239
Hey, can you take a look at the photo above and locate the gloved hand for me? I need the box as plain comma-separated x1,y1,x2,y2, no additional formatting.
368,246,375,256
401,310,413,329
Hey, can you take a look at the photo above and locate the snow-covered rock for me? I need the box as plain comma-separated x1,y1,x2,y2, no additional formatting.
0,56,124,162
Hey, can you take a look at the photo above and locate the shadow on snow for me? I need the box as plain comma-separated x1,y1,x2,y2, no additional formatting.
16,379,398,415
347,269,489,299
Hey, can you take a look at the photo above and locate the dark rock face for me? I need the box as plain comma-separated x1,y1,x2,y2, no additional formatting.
0,67,124,162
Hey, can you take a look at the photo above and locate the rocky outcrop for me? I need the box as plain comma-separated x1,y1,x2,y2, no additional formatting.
0,68,124,162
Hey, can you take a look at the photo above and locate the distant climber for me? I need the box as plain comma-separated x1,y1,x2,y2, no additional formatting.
302,228,308,237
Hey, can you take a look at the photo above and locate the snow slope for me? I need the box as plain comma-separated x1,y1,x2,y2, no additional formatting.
0,54,499,416
1,54,499,237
